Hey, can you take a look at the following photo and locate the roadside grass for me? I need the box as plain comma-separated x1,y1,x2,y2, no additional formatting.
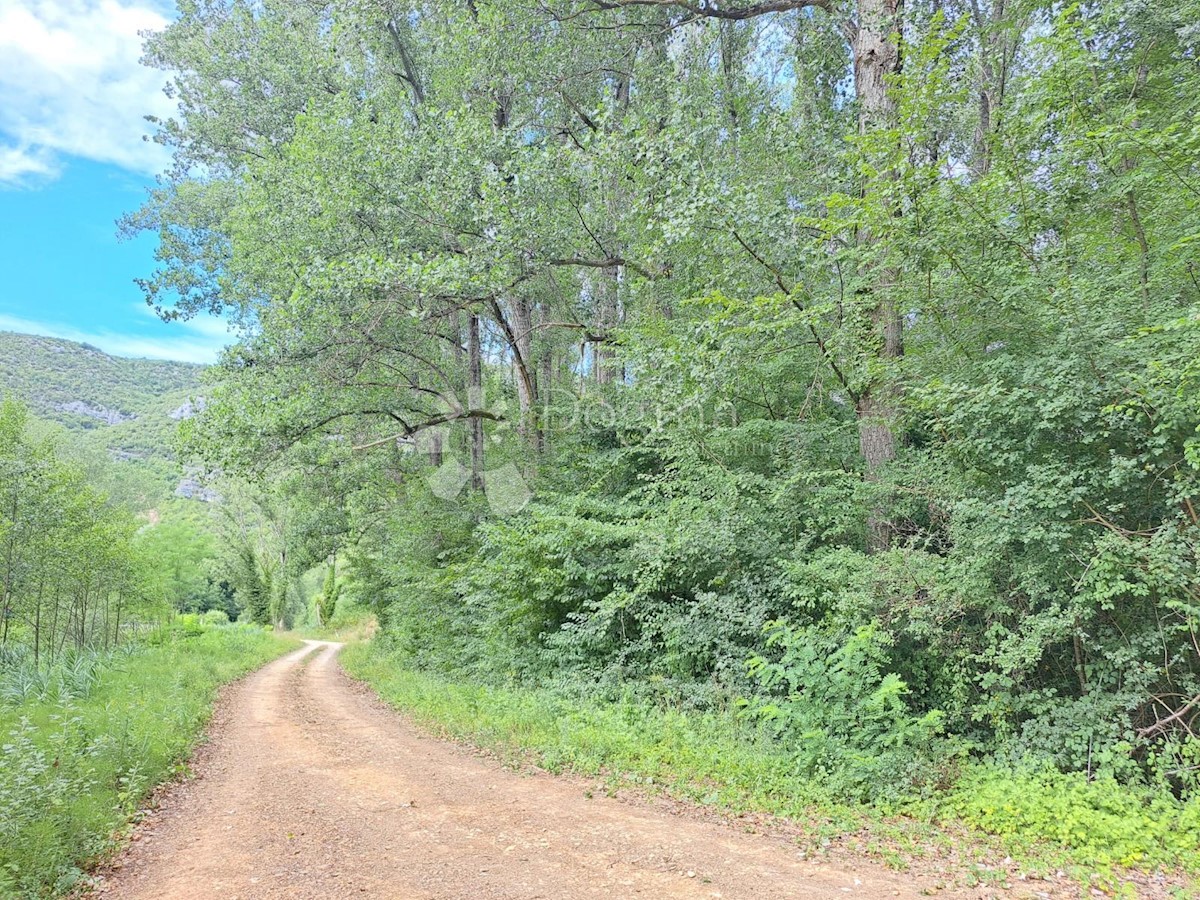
342,641,1200,896
0,623,299,898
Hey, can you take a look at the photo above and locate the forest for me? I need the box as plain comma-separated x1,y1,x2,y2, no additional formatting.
131,0,1200,796
128,0,1200,848
5,0,1200,889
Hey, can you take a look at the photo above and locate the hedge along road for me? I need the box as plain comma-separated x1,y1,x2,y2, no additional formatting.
94,641,1019,899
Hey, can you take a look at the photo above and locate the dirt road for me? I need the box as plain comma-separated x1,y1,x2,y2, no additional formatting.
95,641,999,899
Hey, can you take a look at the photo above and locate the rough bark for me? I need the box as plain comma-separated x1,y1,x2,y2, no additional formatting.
493,296,539,446
853,0,905,551
595,71,631,387
468,312,485,491
538,345,553,454
594,264,622,385
429,429,444,468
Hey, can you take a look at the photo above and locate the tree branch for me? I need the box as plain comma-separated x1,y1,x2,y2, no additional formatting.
352,408,505,452
546,255,664,281
386,21,426,107
1139,692,1200,739
589,0,830,19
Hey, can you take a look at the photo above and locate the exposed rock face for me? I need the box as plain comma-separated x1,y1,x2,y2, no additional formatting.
108,448,149,462
54,400,137,425
169,397,207,420
175,468,221,503
174,477,221,503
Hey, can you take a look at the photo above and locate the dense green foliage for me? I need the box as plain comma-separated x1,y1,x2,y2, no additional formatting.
0,331,204,509
316,562,340,627
131,0,1200,870
0,391,260,663
0,623,296,897
0,400,155,657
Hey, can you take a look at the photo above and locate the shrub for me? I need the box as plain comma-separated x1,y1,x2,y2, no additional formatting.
199,609,230,627
0,650,110,706
743,621,949,803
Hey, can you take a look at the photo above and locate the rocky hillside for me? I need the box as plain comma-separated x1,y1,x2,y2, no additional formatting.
0,331,210,507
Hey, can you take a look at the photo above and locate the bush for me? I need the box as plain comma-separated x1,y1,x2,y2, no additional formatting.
199,609,230,627
743,621,949,803
0,649,112,707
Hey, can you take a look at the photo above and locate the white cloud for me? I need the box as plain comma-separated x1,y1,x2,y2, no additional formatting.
0,143,58,182
0,311,231,363
0,0,175,185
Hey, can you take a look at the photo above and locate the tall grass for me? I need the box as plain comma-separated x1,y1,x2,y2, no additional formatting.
0,646,118,706
0,624,298,897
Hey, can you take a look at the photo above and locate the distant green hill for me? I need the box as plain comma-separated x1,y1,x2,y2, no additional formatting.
0,331,209,510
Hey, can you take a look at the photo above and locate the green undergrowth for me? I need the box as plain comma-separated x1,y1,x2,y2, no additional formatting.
947,768,1200,875
0,624,299,898
297,600,376,643
342,640,1200,890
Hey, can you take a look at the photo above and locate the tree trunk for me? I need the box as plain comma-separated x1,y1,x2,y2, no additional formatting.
539,346,553,454
594,265,621,386
498,296,539,446
968,0,1017,179
429,429,444,468
1,490,18,645
594,70,631,387
852,0,904,551
468,312,485,490
33,578,42,666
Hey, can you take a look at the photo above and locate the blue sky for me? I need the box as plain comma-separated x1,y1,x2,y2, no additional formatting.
0,0,230,363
